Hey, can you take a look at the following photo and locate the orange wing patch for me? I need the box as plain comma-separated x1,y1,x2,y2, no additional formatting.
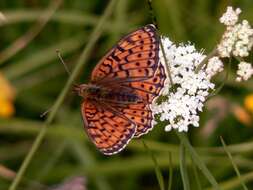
91,24,159,83
122,63,167,104
122,101,154,137
81,100,136,155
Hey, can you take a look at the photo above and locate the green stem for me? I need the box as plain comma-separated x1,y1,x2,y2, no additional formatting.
4,34,85,80
205,171,253,190
195,48,218,73
191,157,202,190
168,152,173,190
179,143,190,190
176,132,221,190
220,136,248,190
147,0,174,86
143,140,165,190
70,140,112,190
8,0,117,189
159,38,174,86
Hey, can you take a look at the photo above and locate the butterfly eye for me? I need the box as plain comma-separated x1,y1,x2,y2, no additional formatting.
74,84,89,97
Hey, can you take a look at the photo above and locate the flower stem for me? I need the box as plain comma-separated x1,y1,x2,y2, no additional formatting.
159,38,174,86
179,143,190,190
8,1,117,189
176,132,221,190
195,48,218,73
146,0,174,86
220,136,248,190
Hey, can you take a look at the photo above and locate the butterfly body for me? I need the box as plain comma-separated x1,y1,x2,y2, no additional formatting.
76,24,167,155
75,84,141,104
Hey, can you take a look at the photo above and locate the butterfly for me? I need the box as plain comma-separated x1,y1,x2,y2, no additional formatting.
74,24,167,155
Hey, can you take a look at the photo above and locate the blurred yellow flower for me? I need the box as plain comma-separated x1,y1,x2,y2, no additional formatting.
0,72,15,118
233,105,252,126
244,94,253,113
0,99,15,118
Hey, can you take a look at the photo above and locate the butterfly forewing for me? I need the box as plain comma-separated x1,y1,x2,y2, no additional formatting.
91,24,159,83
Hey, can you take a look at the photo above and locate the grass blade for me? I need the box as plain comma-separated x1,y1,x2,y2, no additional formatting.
143,140,165,190
176,132,220,190
0,0,63,65
220,136,248,190
8,1,118,189
180,143,190,190
4,34,85,80
191,157,202,190
206,171,253,190
168,152,173,190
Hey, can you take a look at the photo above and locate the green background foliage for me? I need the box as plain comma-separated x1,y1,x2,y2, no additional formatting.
0,0,253,189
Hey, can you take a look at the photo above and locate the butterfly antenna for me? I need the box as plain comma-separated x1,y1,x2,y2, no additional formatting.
56,49,80,91
147,0,159,30
56,49,71,76
40,50,79,118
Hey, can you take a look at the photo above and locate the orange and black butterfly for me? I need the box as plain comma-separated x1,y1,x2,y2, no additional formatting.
74,24,167,155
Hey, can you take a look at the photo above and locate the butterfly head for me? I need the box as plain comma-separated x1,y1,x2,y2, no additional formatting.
73,84,90,98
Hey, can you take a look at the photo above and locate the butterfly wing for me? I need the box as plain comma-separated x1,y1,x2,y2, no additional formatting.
122,62,166,104
90,24,167,137
91,24,160,83
115,101,154,138
81,100,136,155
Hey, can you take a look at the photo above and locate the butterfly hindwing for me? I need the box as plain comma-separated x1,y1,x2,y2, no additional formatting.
81,100,136,155
121,101,154,137
100,99,155,138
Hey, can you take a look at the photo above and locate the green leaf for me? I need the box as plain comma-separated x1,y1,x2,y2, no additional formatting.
191,158,202,190
168,152,173,190
176,132,220,190
220,136,248,190
142,140,165,190
180,143,190,190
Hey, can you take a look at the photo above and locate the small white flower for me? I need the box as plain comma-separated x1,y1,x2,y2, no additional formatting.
153,37,214,132
217,26,238,57
236,61,253,82
232,20,253,57
206,56,224,79
219,6,241,26
218,7,253,58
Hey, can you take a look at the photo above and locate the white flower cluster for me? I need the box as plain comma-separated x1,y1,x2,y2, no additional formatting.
236,62,253,82
217,7,253,58
151,38,215,132
152,6,253,133
219,6,241,26
218,6,253,82
206,56,224,79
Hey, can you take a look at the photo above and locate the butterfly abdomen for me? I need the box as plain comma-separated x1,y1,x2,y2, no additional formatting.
84,85,140,104
107,92,140,103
